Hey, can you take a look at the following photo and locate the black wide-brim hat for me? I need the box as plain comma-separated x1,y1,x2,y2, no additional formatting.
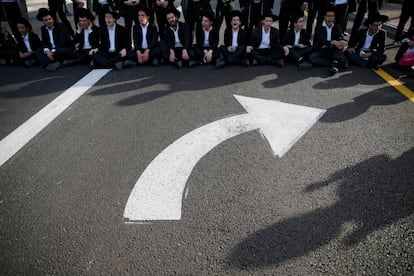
105,10,120,20
229,10,245,26
201,11,215,22
261,12,279,22
78,8,95,21
165,7,181,19
138,6,152,17
364,13,389,26
36,8,52,21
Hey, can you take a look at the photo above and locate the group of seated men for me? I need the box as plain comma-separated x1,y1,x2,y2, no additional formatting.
4,5,392,76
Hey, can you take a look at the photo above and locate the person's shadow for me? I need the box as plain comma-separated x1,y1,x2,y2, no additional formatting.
228,147,414,268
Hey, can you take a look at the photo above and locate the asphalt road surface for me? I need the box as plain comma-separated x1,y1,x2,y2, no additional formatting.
1,48,413,275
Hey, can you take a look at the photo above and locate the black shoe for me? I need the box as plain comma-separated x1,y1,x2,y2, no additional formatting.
328,66,339,75
123,60,136,67
114,61,123,70
275,59,285,67
240,59,249,67
370,63,379,70
339,60,349,69
298,60,312,70
24,59,36,67
216,58,225,69
89,60,95,68
46,61,62,72
188,60,198,68
251,58,258,66
174,60,182,68
152,58,159,66
62,58,80,67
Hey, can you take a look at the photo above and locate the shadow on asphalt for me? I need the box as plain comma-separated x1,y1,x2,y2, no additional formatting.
0,66,90,98
228,147,414,268
321,85,407,122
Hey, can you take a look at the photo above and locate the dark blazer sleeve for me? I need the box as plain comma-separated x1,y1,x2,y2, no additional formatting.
223,28,231,46
348,28,365,49
248,27,261,48
54,23,73,49
270,28,282,51
195,24,203,49
147,24,159,50
299,29,311,46
209,27,219,49
115,24,130,51
282,29,295,46
178,22,191,50
132,24,142,50
371,30,385,53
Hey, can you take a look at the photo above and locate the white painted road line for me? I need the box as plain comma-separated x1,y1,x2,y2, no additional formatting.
124,95,326,222
0,69,111,167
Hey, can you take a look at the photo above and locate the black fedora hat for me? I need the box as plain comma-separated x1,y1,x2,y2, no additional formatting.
78,8,95,21
104,10,120,20
229,10,245,26
138,6,152,17
165,7,181,18
36,8,52,21
201,11,215,22
261,12,279,22
364,13,389,26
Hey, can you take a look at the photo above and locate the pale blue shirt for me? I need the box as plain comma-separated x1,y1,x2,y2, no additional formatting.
108,25,116,52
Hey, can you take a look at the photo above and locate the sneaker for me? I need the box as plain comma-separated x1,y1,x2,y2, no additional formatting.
46,61,62,72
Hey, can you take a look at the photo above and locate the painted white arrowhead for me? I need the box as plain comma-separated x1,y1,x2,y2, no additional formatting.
234,95,326,157
123,95,326,222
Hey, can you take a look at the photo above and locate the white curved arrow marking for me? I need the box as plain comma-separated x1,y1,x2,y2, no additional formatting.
124,95,326,222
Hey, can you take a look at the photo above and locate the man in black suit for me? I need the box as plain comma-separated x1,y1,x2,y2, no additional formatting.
309,7,347,75
48,0,75,37
278,0,307,40
64,8,100,66
92,0,117,28
91,10,130,70
193,12,219,66
282,14,313,69
15,17,42,67
160,8,196,68
346,13,387,69
246,13,288,67
216,10,247,68
35,8,74,72
124,6,161,66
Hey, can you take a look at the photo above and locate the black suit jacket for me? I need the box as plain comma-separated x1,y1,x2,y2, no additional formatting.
313,22,344,51
17,32,41,53
282,28,311,47
40,22,74,50
73,25,100,50
249,25,282,51
349,28,386,53
133,23,158,50
165,22,191,50
194,25,219,50
223,27,246,47
98,24,130,52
